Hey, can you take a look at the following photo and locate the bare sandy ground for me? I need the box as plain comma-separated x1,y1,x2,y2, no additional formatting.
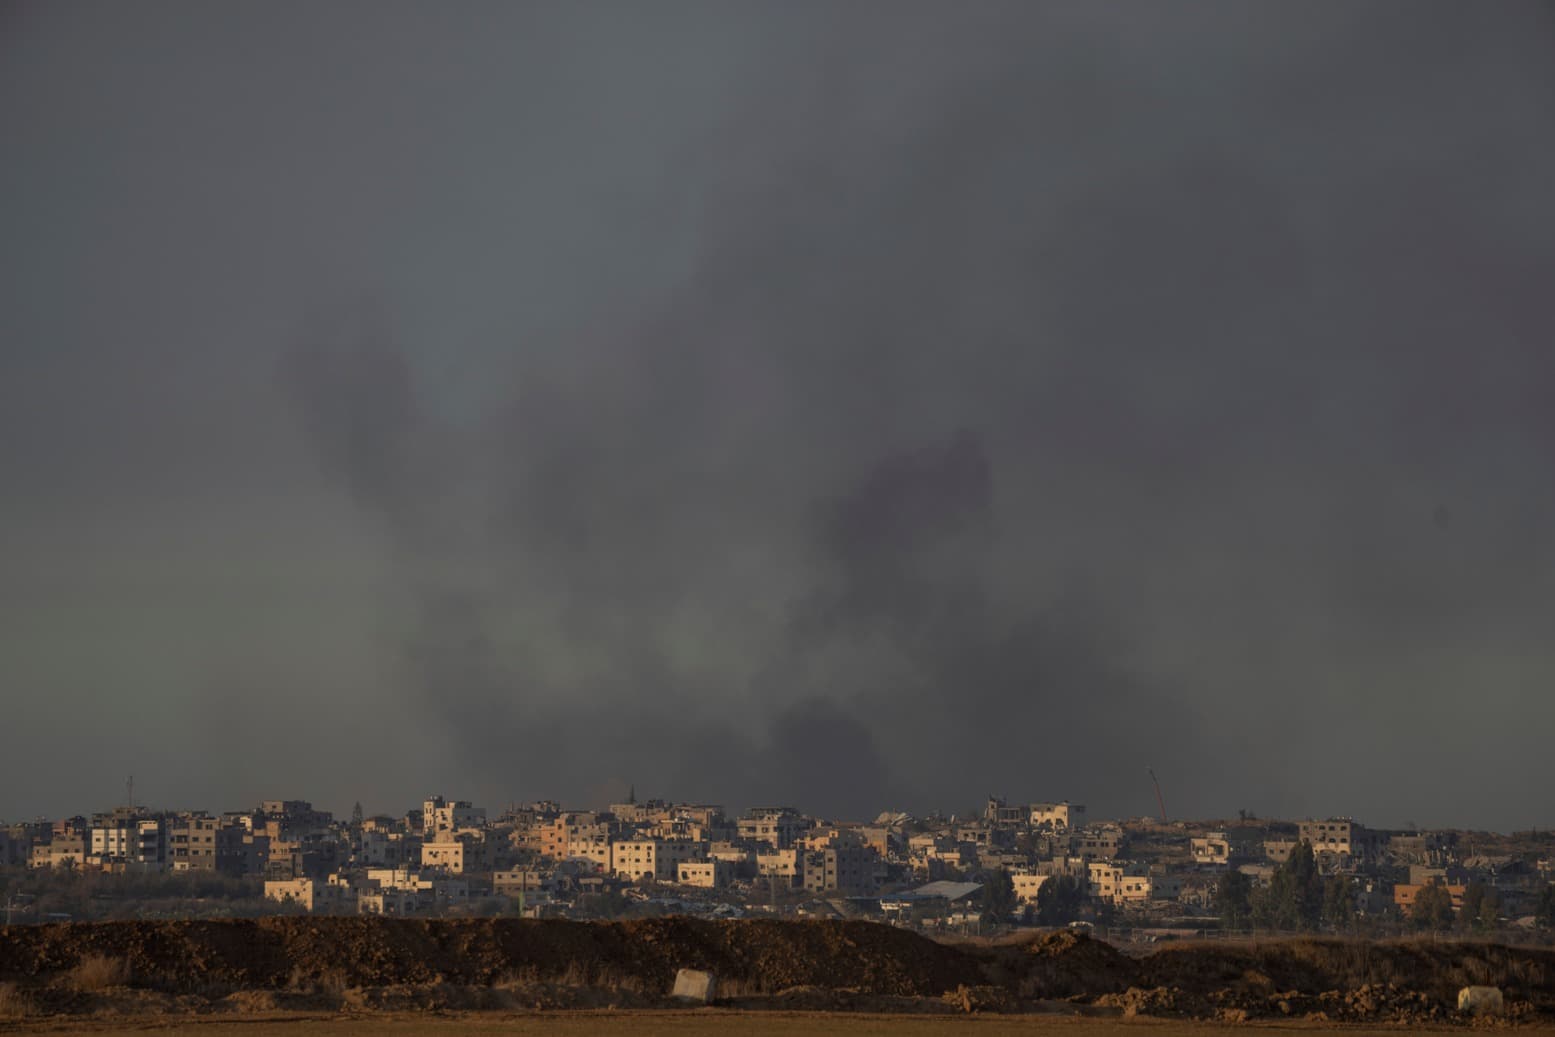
5,1011,1551,1036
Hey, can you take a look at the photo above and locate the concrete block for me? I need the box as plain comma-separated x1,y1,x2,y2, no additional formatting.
672,968,717,1003
1458,986,1504,1016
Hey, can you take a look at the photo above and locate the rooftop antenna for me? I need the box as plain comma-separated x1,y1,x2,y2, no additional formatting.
126,775,135,812
1147,767,1167,823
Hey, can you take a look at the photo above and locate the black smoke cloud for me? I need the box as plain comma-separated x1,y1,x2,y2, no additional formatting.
4,2,1555,828
280,2,1555,825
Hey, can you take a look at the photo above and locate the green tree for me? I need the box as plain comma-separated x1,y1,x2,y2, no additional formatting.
1459,882,1487,933
1251,843,1324,931
1322,875,1355,932
1215,870,1252,930
1536,884,1555,930
1285,843,1322,928
1412,884,1454,932
980,870,1016,925
1464,882,1500,933
1036,875,1084,926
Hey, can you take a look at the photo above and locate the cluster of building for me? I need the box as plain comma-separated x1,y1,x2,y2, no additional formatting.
4,794,1551,930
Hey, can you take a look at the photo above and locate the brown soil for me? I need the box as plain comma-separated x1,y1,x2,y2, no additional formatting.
11,1011,1555,1037
0,918,1551,1025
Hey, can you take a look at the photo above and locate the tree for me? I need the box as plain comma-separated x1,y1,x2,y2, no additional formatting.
1459,882,1500,933
1459,882,1487,933
1412,884,1454,932
981,871,1016,925
1285,843,1322,929
1535,884,1555,930
1036,875,1084,926
1215,870,1252,931
1322,875,1355,932
1251,842,1324,931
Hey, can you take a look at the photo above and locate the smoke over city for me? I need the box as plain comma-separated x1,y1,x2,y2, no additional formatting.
3,2,1554,829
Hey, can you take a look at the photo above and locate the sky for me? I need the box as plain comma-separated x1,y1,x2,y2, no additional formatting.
2,1,1554,831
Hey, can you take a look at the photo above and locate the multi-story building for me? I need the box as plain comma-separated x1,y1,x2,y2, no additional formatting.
1395,881,1468,916
358,888,423,916
89,813,137,860
264,877,354,913
260,801,333,837
677,860,734,888
1070,827,1126,860
492,869,546,898
1192,832,1233,865
737,808,807,850
168,816,222,872
609,798,671,825
30,835,86,870
708,842,756,878
1030,802,1085,831
419,827,485,876
610,838,661,881
800,846,876,895
755,848,801,886
1011,872,1049,904
983,797,1026,826
1087,862,1126,902
535,813,607,860
422,796,484,837
1299,818,1385,867
563,834,612,870
609,837,705,881
1264,836,1299,863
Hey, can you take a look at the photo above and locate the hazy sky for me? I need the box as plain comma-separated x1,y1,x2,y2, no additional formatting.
3,2,1554,830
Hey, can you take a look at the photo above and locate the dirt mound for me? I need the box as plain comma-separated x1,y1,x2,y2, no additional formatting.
1002,929,1137,999
1136,937,1555,1017
2,919,1552,1024
0,917,982,999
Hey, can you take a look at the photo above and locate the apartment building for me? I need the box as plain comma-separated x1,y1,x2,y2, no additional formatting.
167,816,228,872
30,835,86,870
1030,802,1085,831
1011,873,1049,904
609,798,671,825
264,877,354,913
677,859,735,888
737,808,807,850
800,846,876,895
1264,836,1299,863
536,812,607,859
1070,827,1126,860
1395,881,1468,916
755,848,801,885
1299,818,1386,866
358,888,423,916
419,833,485,870
564,834,612,870
422,796,485,837
608,837,706,882
1087,862,1126,902
1192,832,1232,865
493,869,546,897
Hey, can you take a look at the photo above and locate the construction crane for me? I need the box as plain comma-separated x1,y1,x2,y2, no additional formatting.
1148,767,1167,823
